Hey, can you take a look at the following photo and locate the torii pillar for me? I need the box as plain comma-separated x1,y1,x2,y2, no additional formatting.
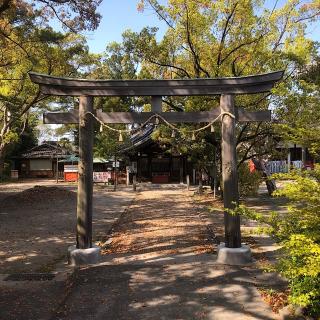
216,94,252,265
77,96,94,249
220,94,240,247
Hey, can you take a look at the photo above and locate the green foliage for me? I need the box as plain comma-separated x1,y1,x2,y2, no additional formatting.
89,40,142,160
279,234,320,312
272,168,320,242
2,131,19,145
234,166,320,315
238,163,263,197
0,0,102,33
116,0,320,177
0,0,101,176
94,128,127,160
274,77,320,159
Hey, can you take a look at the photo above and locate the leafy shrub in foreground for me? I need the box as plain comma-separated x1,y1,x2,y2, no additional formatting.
233,166,320,316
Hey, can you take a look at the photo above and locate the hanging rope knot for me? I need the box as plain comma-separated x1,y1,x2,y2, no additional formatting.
221,111,235,119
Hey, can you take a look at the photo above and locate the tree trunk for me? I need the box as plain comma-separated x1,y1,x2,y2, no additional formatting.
198,169,203,194
0,146,6,179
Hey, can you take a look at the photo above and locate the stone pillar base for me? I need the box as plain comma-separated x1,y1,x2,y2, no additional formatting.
216,243,252,265
68,245,101,266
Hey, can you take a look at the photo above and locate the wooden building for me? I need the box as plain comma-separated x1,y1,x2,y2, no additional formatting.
15,142,71,178
124,125,194,184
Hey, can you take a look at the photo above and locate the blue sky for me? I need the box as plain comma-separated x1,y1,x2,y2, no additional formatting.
84,0,167,53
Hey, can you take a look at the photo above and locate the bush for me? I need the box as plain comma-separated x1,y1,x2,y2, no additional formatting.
238,162,263,197
279,234,320,313
234,165,320,316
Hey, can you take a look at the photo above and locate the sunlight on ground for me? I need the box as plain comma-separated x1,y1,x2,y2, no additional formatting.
131,294,180,308
6,252,37,262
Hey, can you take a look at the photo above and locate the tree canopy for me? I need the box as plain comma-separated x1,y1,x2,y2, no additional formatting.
96,0,319,170
0,0,102,176
0,0,102,32
1,0,320,177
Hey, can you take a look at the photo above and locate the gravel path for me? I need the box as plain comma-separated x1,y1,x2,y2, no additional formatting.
100,187,214,264
52,187,278,320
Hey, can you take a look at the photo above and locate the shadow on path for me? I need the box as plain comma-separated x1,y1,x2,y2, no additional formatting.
52,263,275,320
51,188,277,320
0,187,280,320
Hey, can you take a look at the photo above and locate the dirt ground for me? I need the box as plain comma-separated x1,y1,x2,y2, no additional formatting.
0,180,135,273
102,187,215,258
0,182,287,320
51,187,284,320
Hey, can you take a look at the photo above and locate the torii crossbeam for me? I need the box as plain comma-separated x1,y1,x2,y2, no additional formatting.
29,71,283,264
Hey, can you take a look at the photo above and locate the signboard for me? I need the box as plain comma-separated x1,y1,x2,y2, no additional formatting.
64,165,78,172
64,165,78,182
93,171,111,183
64,166,111,183
112,161,120,168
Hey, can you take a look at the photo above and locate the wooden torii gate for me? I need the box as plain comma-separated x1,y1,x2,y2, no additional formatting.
29,71,283,257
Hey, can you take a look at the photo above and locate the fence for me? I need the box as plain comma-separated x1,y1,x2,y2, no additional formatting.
266,160,304,174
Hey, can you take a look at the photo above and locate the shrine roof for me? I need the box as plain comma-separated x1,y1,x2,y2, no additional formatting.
21,143,71,159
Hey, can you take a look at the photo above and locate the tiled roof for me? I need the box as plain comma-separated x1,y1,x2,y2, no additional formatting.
22,143,70,159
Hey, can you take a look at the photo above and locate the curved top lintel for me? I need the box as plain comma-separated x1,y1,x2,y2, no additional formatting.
29,71,284,97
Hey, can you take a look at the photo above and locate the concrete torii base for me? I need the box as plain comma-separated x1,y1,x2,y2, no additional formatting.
68,245,101,266
216,243,252,265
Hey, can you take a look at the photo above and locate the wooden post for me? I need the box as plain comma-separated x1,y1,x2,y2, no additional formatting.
56,156,59,183
114,154,117,191
77,96,94,249
198,169,203,193
212,146,217,199
301,147,306,165
133,174,137,191
186,174,190,190
220,94,241,248
126,166,130,186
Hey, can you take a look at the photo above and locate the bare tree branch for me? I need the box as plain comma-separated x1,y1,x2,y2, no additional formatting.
148,58,192,78
294,11,320,23
183,1,210,78
236,123,249,145
0,29,31,58
144,0,175,29
220,33,265,66
272,7,294,53
45,2,78,33
216,2,238,75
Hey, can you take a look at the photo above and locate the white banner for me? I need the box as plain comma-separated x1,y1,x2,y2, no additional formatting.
93,171,111,182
